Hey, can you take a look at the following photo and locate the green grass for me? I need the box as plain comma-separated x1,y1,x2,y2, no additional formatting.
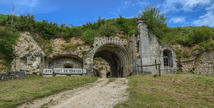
115,74,214,108
0,75,98,108
108,78,116,83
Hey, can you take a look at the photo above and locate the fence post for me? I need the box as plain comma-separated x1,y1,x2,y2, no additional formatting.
158,64,161,77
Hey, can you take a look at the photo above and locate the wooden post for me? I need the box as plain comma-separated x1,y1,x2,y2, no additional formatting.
141,59,143,74
158,64,161,77
155,60,157,70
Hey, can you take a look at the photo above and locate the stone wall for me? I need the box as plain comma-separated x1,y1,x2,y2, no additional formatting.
180,60,195,72
181,51,214,75
50,37,89,58
0,70,27,81
195,51,214,75
49,57,83,69
11,32,46,74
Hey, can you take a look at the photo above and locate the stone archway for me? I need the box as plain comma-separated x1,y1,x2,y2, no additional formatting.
93,43,128,77
48,54,83,69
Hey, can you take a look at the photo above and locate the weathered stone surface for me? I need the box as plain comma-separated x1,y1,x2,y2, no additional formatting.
0,70,27,81
138,20,151,73
182,51,214,75
11,32,46,74
49,57,83,69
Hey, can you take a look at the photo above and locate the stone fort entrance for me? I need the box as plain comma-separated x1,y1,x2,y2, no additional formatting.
93,43,128,77
12,20,178,77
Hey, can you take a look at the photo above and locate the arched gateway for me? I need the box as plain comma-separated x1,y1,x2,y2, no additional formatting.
93,43,128,77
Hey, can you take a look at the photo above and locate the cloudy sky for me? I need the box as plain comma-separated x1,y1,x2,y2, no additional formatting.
0,0,214,27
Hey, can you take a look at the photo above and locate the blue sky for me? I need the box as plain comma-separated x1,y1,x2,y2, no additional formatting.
0,0,214,27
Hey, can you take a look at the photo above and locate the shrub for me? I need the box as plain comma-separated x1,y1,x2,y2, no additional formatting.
99,22,118,36
98,66,103,70
81,29,98,45
116,16,138,36
0,28,18,68
139,6,168,39
15,14,36,32
190,26,212,44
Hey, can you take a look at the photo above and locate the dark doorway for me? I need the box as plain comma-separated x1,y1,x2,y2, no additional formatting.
106,72,110,78
64,66,73,68
64,63,73,68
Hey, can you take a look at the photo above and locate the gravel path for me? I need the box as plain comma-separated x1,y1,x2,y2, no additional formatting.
18,78,129,108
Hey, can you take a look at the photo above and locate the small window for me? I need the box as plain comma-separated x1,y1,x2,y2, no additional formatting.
163,52,170,66
64,63,73,68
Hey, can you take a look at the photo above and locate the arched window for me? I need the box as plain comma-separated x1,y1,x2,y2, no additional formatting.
163,51,170,66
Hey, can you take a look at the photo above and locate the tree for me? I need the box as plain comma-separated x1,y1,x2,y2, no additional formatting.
138,6,168,38
10,1,15,25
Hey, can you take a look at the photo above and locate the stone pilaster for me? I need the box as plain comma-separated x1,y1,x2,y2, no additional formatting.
137,19,152,74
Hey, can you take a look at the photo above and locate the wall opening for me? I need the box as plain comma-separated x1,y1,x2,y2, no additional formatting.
93,57,110,78
163,50,173,67
64,63,73,68
93,43,128,78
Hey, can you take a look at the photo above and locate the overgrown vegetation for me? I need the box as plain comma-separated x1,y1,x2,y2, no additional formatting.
32,35,53,58
0,14,138,46
115,74,214,108
0,28,19,69
61,43,81,51
0,75,97,108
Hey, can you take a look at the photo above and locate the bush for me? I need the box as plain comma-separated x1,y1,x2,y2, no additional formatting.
15,14,36,31
190,26,212,44
99,22,118,36
139,6,168,39
116,16,138,36
81,29,98,45
0,28,18,68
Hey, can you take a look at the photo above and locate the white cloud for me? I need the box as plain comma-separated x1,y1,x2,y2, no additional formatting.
206,3,214,11
163,0,211,12
192,2,214,27
193,11,214,27
182,0,211,11
117,1,131,12
111,0,148,16
169,17,186,23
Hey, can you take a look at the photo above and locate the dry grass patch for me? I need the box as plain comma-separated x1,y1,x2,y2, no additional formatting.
115,74,214,108
0,75,98,108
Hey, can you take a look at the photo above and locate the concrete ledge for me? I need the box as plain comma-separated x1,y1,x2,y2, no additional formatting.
56,75,67,77
43,75,53,77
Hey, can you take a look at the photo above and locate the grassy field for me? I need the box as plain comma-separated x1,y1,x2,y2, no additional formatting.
0,75,98,108
116,74,214,108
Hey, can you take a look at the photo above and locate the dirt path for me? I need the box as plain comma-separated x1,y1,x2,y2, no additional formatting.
18,78,129,108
